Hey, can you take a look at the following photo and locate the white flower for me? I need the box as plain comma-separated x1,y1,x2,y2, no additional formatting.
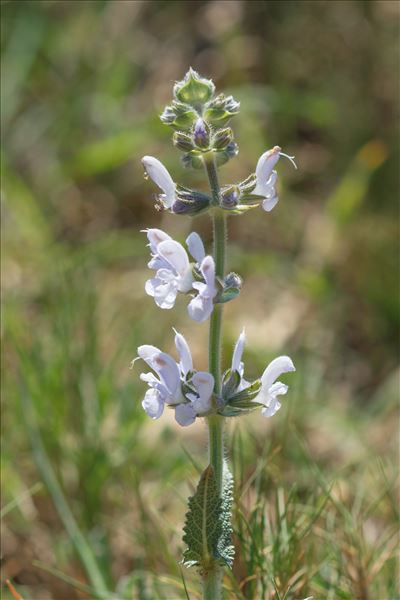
231,328,249,391
136,331,215,426
141,156,176,208
144,229,216,321
254,356,296,417
253,146,297,212
174,328,193,376
144,229,196,309
137,344,183,420
188,255,217,322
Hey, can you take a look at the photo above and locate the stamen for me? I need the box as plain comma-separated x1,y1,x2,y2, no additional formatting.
130,356,141,370
279,152,298,170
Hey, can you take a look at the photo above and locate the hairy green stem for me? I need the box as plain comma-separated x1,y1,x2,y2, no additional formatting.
203,154,227,600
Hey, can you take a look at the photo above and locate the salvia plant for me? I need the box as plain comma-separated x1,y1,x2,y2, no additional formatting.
133,68,297,599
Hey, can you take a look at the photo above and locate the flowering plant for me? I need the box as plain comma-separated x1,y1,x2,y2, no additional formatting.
134,68,296,599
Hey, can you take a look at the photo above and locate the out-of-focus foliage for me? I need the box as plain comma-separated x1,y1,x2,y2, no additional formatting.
1,1,398,599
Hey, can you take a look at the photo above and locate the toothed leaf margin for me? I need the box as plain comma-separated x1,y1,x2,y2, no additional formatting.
182,464,235,570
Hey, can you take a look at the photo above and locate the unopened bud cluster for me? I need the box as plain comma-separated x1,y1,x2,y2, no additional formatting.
161,68,239,173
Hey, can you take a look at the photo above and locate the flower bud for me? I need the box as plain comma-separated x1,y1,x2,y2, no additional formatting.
172,186,211,215
214,141,239,167
212,127,234,150
160,101,198,130
173,131,195,152
193,118,210,149
173,68,215,106
204,94,240,126
221,185,239,209
215,272,242,304
224,272,242,291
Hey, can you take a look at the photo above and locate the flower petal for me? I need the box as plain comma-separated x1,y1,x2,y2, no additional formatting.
145,278,178,309
255,146,281,187
261,356,295,392
175,403,197,427
174,329,193,376
157,240,190,278
261,397,281,418
142,388,164,419
262,194,279,212
186,232,205,263
141,156,176,208
152,352,181,396
269,381,288,397
232,329,246,373
187,295,214,322
140,371,160,387
145,228,171,253
137,345,162,363
191,371,214,413
148,255,170,270
199,256,216,294
138,346,180,396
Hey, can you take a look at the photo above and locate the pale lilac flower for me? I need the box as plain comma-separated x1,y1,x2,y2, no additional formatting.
229,330,295,415
254,356,296,417
144,229,216,320
141,156,176,208
188,256,217,322
174,328,193,376
137,344,183,420
144,233,194,309
231,328,249,391
135,331,215,426
231,328,246,375
253,146,297,212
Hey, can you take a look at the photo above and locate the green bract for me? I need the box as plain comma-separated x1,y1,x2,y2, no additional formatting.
204,94,240,126
174,67,215,106
160,101,198,130
173,131,195,152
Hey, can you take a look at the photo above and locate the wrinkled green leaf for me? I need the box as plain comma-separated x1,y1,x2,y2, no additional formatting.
182,464,234,570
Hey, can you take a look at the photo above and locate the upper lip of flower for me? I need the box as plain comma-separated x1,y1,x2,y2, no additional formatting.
231,328,246,374
141,156,176,208
137,344,182,404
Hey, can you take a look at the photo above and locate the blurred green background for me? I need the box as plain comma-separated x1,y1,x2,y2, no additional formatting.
1,1,399,599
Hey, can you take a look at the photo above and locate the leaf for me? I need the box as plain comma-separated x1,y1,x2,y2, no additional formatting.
182,464,235,570
182,465,221,569
217,464,235,568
